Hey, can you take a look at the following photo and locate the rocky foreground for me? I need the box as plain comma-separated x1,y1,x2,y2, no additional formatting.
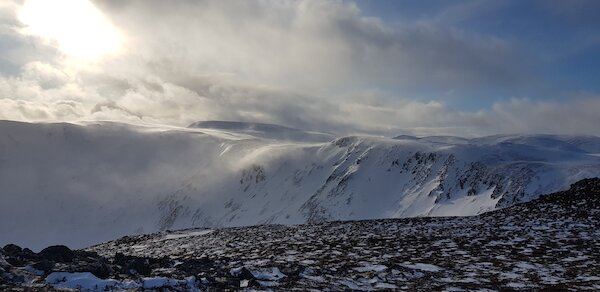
1,178,599,291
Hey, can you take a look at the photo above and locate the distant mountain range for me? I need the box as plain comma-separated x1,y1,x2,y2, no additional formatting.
1,120,599,250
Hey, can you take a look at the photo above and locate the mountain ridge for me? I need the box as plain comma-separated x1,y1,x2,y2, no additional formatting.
1,120,600,250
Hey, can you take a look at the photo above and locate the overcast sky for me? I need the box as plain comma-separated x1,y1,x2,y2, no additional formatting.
0,0,599,136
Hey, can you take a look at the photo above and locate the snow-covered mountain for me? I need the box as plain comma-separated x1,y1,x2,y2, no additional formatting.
1,120,599,250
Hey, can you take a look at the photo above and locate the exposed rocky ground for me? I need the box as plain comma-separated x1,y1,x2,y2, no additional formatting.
1,178,599,291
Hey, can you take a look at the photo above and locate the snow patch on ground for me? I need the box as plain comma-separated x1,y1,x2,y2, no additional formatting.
354,264,388,273
249,267,286,281
401,263,443,272
46,272,137,291
163,229,214,240
45,272,198,291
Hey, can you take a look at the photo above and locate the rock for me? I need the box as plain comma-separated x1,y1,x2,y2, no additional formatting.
75,250,99,259
39,245,75,262
31,260,54,274
130,261,150,276
0,254,11,269
177,258,215,275
114,253,151,276
20,248,37,260
230,267,259,288
4,257,24,267
279,264,304,277
90,262,112,279
240,278,259,288
230,266,255,280
113,252,126,265
2,244,22,257
6,273,25,284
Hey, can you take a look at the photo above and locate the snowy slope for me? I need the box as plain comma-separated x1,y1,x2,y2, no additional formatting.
1,120,599,250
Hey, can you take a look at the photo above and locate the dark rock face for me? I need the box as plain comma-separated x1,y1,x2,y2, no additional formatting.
2,177,600,291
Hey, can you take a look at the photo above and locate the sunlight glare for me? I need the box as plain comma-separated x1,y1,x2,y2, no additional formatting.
18,0,124,60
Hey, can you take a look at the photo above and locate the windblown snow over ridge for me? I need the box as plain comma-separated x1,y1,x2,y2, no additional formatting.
1,120,600,250
188,120,334,142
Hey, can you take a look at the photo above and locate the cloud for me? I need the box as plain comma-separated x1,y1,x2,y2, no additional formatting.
484,97,600,135
93,0,528,94
0,0,598,137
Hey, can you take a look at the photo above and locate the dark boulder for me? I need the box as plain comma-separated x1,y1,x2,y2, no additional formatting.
113,253,152,276
5,257,24,267
75,250,99,259
31,260,54,274
230,266,255,280
39,245,75,262
90,262,112,279
176,258,215,275
2,244,22,257
113,252,126,265
279,264,304,278
127,258,151,276
20,248,38,260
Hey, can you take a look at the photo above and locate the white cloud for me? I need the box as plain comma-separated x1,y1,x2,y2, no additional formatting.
0,0,598,137
93,0,526,94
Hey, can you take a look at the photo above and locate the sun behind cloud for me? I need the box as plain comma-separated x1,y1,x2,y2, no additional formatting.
18,0,124,61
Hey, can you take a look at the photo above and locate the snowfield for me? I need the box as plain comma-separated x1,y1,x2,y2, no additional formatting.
1,120,600,250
